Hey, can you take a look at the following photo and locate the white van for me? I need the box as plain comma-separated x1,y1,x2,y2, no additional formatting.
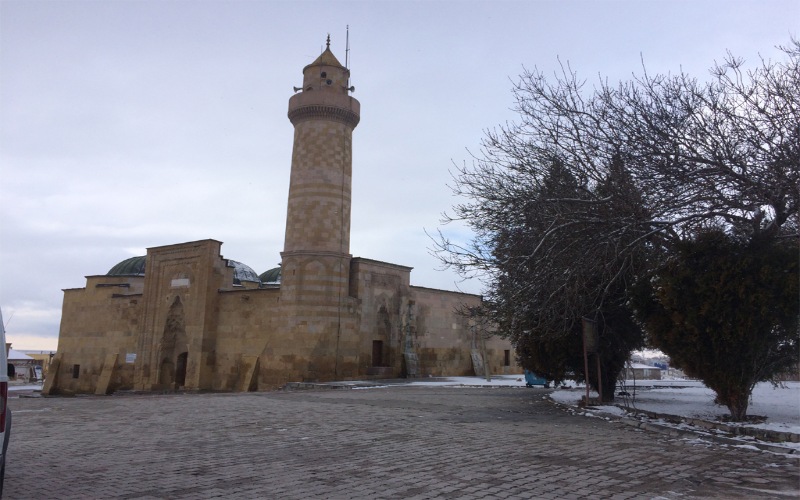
0,308,11,495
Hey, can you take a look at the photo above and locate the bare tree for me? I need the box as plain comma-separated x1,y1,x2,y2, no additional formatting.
434,41,799,402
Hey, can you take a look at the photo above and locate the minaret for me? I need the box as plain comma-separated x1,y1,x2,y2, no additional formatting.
283,35,360,255
277,37,360,382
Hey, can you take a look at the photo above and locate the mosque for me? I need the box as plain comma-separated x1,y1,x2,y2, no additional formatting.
43,39,516,395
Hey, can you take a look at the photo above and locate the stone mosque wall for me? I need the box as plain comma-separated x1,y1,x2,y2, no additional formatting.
48,243,515,396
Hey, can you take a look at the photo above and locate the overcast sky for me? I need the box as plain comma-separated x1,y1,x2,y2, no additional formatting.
1,0,796,350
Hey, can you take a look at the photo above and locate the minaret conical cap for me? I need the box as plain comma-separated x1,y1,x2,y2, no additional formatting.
303,35,346,71
308,47,343,68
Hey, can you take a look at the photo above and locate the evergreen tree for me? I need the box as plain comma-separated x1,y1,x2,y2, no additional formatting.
633,231,799,421
485,159,646,400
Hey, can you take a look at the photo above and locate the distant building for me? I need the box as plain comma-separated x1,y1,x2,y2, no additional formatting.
8,349,42,382
19,350,55,380
625,363,662,380
45,39,517,395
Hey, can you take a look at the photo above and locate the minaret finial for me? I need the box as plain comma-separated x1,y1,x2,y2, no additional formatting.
326,34,330,50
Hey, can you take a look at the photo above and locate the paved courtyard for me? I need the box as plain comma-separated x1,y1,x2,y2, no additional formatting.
5,386,799,499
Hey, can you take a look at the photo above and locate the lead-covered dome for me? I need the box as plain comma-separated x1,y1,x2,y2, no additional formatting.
107,255,261,287
228,260,260,285
259,266,281,284
107,256,146,276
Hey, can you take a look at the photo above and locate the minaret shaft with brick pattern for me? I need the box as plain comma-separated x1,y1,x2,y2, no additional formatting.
276,38,360,381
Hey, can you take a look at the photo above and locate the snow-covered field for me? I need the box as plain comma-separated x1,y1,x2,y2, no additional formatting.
547,380,800,433
547,379,800,456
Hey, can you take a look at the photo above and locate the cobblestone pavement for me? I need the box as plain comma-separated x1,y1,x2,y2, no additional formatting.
5,386,799,499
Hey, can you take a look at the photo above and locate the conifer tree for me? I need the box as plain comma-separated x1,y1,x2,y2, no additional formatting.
633,231,799,421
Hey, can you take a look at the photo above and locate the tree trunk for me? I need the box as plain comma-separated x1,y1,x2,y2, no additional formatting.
600,374,616,403
587,363,618,403
719,389,750,421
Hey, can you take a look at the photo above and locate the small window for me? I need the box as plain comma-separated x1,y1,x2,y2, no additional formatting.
503,350,510,367
72,364,80,378
372,340,384,367
326,79,332,85
320,71,327,78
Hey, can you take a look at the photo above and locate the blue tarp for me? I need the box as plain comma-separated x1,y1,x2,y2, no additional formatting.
524,369,547,386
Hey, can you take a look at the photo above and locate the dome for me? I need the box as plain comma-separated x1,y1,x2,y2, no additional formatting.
228,260,260,285
259,266,281,284
107,256,146,276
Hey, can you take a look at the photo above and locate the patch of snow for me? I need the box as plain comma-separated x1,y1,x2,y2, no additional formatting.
550,380,800,453
9,384,44,392
733,444,763,451
627,362,661,369
619,382,800,434
632,349,667,359
401,376,798,435
551,380,800,432
773,441,800,454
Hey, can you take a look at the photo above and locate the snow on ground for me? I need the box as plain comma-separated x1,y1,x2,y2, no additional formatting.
548,380,800,434
352,374,800,437
8,383,43,392
403,375,799,435
404,375,800,454
387,375,800,445
546,378,800,455
627,382,798,433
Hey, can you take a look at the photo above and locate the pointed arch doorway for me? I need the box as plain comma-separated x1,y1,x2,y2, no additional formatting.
158,296,189,390
368,305,393,376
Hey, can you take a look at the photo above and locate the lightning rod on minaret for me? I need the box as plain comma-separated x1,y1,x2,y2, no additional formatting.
345,25,351,90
